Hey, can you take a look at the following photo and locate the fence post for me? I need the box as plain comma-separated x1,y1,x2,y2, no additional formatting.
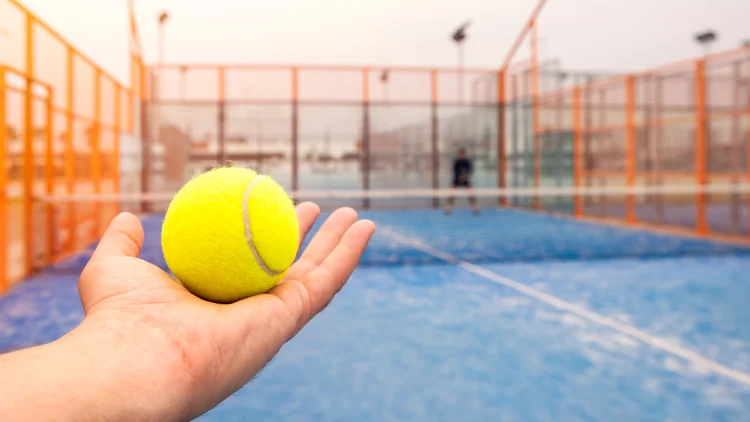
92,69,102,239
530,20,541,209
694,59,708,235
510,74,519,193
65,47,76,252
291,67,299,196
140,64,151,213
730,60,741,232
23,11,35,276
45,88,54,264
625,75,637,224
0,66,7,291
653,75,664,224
114,84,122,214
497,70,507,206
431,70,439,208
362,68,370,209
573,86,583,216
746,69,750,239
217,66,226,165
129,54,135,135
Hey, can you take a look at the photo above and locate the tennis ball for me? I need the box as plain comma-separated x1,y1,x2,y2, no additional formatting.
161,166,299,303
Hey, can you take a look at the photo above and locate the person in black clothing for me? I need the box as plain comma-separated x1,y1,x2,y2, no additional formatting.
445,148,479,214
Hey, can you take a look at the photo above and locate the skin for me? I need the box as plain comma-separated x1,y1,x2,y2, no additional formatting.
0,204,376,421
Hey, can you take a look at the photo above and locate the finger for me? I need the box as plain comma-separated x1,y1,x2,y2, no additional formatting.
220,219,374,351
295,202,320,249
213,219,374,394
89,212,144,262
297,207,359,266
299,219,375,318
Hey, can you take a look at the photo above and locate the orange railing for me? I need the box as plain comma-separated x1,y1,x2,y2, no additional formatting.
1,0,749,294
0,0,140,290
525,47,750,237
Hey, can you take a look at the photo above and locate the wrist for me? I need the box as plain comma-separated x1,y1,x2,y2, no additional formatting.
0,316,190,421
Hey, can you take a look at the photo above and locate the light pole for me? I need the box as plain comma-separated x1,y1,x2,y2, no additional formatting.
451,21,471,105
380,69,389,104
180,65,192,177
0,27,9,55
157,11,170,99
695,30,717,57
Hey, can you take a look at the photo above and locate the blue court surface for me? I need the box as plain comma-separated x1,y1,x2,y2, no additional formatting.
2,209,750,421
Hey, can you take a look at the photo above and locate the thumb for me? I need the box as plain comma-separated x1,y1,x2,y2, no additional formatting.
79,213,145,314
90,212,145,262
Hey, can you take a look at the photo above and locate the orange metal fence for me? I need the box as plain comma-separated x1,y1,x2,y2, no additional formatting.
525,48,750,236
0,0,140,290
1,0,749,294
139,48,750,239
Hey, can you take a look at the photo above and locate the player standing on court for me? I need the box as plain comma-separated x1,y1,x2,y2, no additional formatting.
445,148,480,215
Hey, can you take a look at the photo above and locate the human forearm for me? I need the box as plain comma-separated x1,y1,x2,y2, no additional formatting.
0,318,187,422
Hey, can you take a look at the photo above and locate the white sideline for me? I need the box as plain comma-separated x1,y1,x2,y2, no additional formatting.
380,227,750,386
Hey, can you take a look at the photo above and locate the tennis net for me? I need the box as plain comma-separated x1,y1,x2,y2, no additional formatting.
33,183,750,268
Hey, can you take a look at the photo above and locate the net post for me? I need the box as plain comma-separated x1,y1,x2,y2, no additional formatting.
497,70,507,206
64,47,75,253
0,66,8,291
23,10,35,276
694,59,708,235
92,69,103,240
362,67,371,210
573,87,583,217
45,86,54,265
291,67,299,197
625,75,637,224
530,20,541,210
217,66,226,165
431,69,439,208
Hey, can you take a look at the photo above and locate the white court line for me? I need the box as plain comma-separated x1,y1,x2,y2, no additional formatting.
380,228,750,386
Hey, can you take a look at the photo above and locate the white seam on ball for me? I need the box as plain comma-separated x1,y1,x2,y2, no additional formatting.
242,176,285,277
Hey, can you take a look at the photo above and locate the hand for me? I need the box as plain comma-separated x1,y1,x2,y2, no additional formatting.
0,204,375,421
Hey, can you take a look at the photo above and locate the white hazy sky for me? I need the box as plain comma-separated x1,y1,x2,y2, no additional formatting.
7,0,750,86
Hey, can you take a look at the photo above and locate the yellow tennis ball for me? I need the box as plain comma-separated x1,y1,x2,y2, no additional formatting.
161,166,299,303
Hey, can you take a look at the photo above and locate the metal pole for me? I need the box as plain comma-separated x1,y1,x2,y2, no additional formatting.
258,121,263,173
362,68,371,209
451,21,470,105
180,66,189,180
157,12,169,99
458,43,464,105
431,70,439,207
158,29,163,96
291,67,299,194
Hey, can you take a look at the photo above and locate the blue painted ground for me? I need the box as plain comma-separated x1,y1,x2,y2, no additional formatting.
354,208,750,267
1,210,750,421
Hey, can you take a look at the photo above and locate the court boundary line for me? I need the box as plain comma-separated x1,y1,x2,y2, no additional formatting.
380,228,750,386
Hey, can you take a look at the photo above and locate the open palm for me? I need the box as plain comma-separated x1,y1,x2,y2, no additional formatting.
75,203,375,421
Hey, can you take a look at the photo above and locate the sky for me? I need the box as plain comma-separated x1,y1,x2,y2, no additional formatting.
3,0,749,87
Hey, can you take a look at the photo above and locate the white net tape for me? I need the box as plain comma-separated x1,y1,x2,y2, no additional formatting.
31,182,750,204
